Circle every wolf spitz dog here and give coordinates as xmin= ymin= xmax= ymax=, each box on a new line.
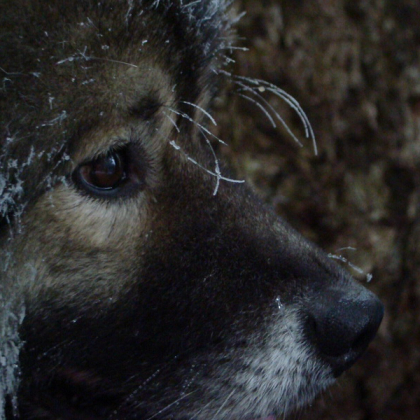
xmin=0 ymin=0 xmax=383 ymax=419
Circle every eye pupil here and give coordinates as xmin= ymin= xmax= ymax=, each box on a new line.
xmin=80 ymin=152 xmax=125 ymax=190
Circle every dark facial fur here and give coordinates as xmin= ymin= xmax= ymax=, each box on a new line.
xmin=0 ymin=1 xmax=383 ymax=419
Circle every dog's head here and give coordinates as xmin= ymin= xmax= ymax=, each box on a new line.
xmin=0 ymin=1 xmax=383 ymax=419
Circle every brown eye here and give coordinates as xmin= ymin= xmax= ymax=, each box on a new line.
xmin=72 ymin=146 xmax=148 ymax=199
xmin=79 ymin=151 xmax=126 ymax=190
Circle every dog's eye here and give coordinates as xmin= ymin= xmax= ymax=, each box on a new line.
xmin=79 ymin=152 xmax=126 ymax=190
xmin=73 ymin=147 xmax=147 ymax=198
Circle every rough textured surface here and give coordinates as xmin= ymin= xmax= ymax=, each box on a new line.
xmin=215 ymin=0 xmax=420 ymax=419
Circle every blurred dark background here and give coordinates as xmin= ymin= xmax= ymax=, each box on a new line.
xmin=215 ymin=1 xmax=420 ymax=418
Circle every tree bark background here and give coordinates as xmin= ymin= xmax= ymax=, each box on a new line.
xmin=216 ymin=1 xmax=420 ymax=419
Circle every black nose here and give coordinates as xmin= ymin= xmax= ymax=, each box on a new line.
xmin=304 ymin=286 xmax=384 ymax=377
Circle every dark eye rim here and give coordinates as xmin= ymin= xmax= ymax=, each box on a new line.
xmin=72 ymin=145 xmax=148 ymax=200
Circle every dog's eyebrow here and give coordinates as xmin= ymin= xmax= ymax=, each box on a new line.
xmin=128 ymin=95 xmax=162 ymax=121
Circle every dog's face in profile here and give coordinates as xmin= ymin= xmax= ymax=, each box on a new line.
xmin=0 ymin=1 xmax=383 ymax=419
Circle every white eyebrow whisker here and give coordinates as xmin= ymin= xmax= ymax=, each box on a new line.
xmin=181 ymin=101 xmax=218 ymax=126
xmin=235 ymin=75 xmax=317 ymax=155
xmin=199 ymin=128 xmax=222 ymax=195
xmin=169 ymin=139 xmax=244 ymax=195
xmin=163 ymin=112 xmax=181 ymax=133
xmin=165 ymin=105 xmax=245 ymax=194
xmin=235 ymin=81 xmax=303 ymax=147
xmin=166 ymin=107 xmax=227 ymax=146
xmin=217 ymin=69 xmax=317 ymax=155
xmin=237 ymin=93 xmax=277 ymax=129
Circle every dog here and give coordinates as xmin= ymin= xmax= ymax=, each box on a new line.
xmin=0 ymin=1 xmax=383 ymax=419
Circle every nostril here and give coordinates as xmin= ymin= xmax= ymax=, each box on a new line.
xmin=305 ymin=310 xmax=362 ymax=358
xmin=304 ymin=290 xmax=384 ymax=374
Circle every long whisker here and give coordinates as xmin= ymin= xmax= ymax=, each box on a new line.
xmin=164 ymin=105 xmax=244 ymax=194
xmin=181 ymin=101 xmax=218 ymax=126
xmin=235 ymin=82 xmax=304 ymax=147
xmin=199 ymin=129 xmax=222 ymax=195
xmin=169 ymin=140 xmax=244 ymax=189
xmin=163 ymin=112 xmax=181 ymax=133
xmin=166 ymin=106 xmax=227 ymax=146
xmin=218 ymin=69 xmax=317 ymax=155
xmin=237 ymin=93 xmax=277 ymax=128
xmin=235 ymin=75 xmax=317 ymax=155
